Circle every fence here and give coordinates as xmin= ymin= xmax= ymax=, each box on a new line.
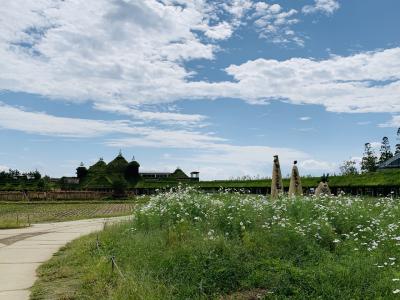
xmin=0 ymin=191 xmax=113 ymax=201
xmin=95 ymin=229 xmax=126 ymax=280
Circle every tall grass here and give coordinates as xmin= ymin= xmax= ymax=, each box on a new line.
xmin=33 ymin=187 xmax=400 ymax=299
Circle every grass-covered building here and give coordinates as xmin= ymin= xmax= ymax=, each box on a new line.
xmin=73 ymin=153 xmax=199 ymax=192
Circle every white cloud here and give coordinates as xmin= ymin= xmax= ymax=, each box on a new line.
xmin=299 ymin=159 xmax=337 ymax=172
xmin=0 ymin=102 xmax=137 ymax=137
xmin=1 ymin=0 xmax=397 ymax=121
xmin=93 ymin=102 xmax=207 ymax=126
xmin=222 ymin=0 xmax=253 ymax=19
xmin=0 ymin=102 xmax=222 ymax=150
xmin=379 ymin=116 xmax=400 ymax=128
xmin=251 ymin=3 xmax=301 ymax=45
xmin=299 ymin=116 xmax=311 ymax=121
xmin=1 ymin=1 xmax=398 ymax=115
xmin=223 ymin=48 xmax=400 ymax=113
xmin=0 ymin=165 xmax=9 ymax=172
xmin=0 ymin=0 xmax=215 ymax=107
xmin=302 ymin=0 xmax=340 ymax=15
xmin=369 ymin=142 xmax=382 ymax=150
xmin=202 ymin=22 xmax=234 ymax=40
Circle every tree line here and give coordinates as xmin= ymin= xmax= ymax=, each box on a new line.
xmin=340 ymin=127 xmax=400 ymax=175
xmin=0 ymin=169 xmax=42 ymax=181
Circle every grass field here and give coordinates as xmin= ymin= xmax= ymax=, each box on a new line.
xmin=0 ymin=202 xmax=136 ymax=229
xmin=31 ymin=189 xmax=400 ymax=299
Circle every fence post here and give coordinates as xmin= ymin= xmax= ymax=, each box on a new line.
xmin=96 ymin=234 xmax=100 ymax=251
xmin=111 ymin=255 xmax=115 ymax=273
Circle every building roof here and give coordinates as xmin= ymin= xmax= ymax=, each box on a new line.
xmin=140 ymin=172 xmax=172 ymax=175
xmin=379 ymin=152 xmax=400 ymax=169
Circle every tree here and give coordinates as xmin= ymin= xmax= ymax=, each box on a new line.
xmin=9 ymin=169 xmax=20 ymax=179
xmin=395 ymin=128 xmax=400 ymax=155
xmin=320 ymin=173 xmax=329 ymax=183
xmin=76 ymin=163 xmax=88 ymax=180
xmin=339 ymin=159 xmax=359 ymax=176
xmin=28 ymin=170 xmax=41 ymax=180
xmin=361 ymin=143 xmax=378 ymax=173
xmin=37 ymin=178 xmax=48 ymax=191
xmin=379 ymin=136 xmax=393 ymax=163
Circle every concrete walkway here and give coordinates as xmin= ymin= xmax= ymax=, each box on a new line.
xmin=0 ymin=217 xmax=130 ymax=300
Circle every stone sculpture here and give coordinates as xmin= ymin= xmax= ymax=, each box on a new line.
xmin=289 ymin=161 xmax=303 ymax=196
xmin=271 ymin=155 xmax=283 ymax=199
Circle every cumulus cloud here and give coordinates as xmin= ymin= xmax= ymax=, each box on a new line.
xmin=302 ymin=0 xmax=340 ymax=15
xmin=0 ymin=0 xmax=216 ymax=107
xmin=202 ymin=22 xmax=234 ymax=40
xmin=223 ymin=48 xmax=400 ymax=113
xmin=0 ymin=1 xmax=398 ymax=117
xmin=252 ymin=3 xmax=301 ymax=45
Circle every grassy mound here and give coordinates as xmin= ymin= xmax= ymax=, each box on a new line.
xmin=32 ymin=189 xmax=400 ymax=299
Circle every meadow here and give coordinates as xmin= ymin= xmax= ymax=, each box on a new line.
xmin=0 ymin=202 xmax=135 ymax=229
xmin=31 ymin=188 xmax=400 ymax=299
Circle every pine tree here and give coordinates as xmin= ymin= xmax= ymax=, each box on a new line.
xmin=379 ymin=137 xmax=393 ymax=163
xmin=361 ymin=143 xmax=378 ymax=173
xmin=76 ymin=162 xmax=88 ymax=180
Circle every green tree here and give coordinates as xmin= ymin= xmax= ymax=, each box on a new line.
xmin=339 ymin=159 xmax=359 ymax=176
xmin=361 ymin=143 xmax=378 ymax=173
xmin=28 ymin=170 xmax=42 ymax=180
xmin=76 ymin=163 xmax=88 ymax=180
xmin=37 ymin=179 xmax=48 ymax=191
xmin=379 ymin=136 xmax=393 ymax=163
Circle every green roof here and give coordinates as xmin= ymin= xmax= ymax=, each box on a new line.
xmin=84 ymin=175 xmax=113 ymax=189
xmin=128 ymin=160 xmax=140 ymax=167
xmin=107 ymin=154 xmax=128 ymax=174
xmin=88 ymin=159 xmax=107 ymax=173
xmin=170 ymin=168 xmax=189 ymax=179
xmin=132 ymin=169 xmax=400 ymax=189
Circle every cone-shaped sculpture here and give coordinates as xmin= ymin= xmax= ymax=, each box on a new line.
xmin=315 ymin=174 xmax=331 ymax=196
xmin=271 ymin=155 xmax=283 ymax=199
xmin=289 ymin=161 xmax=303 ymax=196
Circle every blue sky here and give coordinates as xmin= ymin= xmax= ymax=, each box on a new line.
xmin=0 ymin=0 xmax=399 ymax=180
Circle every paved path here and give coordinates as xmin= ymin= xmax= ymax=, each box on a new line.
xmin=0 ymin=217 xmax=130 ymax=300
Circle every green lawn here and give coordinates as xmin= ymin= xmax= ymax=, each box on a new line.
xmin=0 ymin=202 xmax=136 ymax=229
xmin=31 ymin=189 xmax=400 ymax=299
xmin=134 ymin=169 xmax=400 ymax=190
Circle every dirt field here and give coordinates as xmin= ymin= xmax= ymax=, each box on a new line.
xmin=0 ymin=202 xmax=135 ymax=228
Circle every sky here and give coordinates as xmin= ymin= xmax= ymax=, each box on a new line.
xmin=0 ymin=0 xmax=400 ymax=180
